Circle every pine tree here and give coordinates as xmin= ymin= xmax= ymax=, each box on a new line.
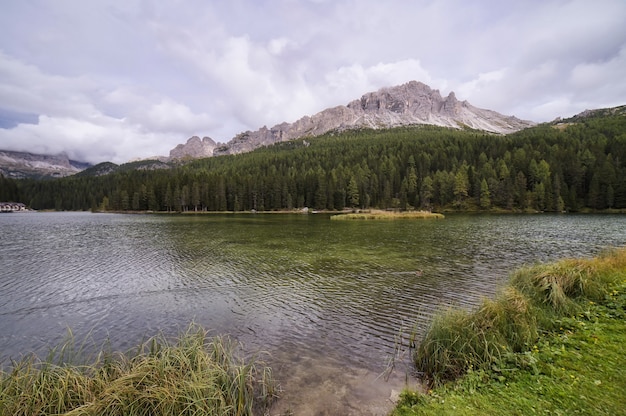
xmin=480 ymin=179 xmax=491 ymax=209
xmin=347 ymin=176 xmax=360 ymax=208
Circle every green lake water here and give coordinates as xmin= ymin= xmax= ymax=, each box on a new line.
xmin=1 ymin=212 xmax=624 ymax=414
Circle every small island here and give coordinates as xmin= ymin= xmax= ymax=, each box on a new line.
xmin=330 ymin=210 xmax=444 ymax=220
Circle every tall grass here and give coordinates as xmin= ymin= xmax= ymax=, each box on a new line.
xmin=416 ymin=287 xmax=537 ymax=383
xmin=0 ymin=325 xmax=276 ymax=416
xmin=415 ymin=247 xmax=626 ymax=385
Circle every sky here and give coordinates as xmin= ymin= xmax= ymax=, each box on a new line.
xmin=0 ymin=0 xmax=625 ymax=164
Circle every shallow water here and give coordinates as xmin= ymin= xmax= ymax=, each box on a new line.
xmin=1 ymin=212 xmax=624 ymax=414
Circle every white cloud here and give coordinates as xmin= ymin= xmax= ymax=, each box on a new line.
xmin=454 ymin=70 xmax=506 ymax=101
xmin=1 ymin=0 xmax=625 ymax=163
xmin=0 ymin=114 xmax=174 ymax=164
xmin=0 ymin=51 xmax=95 ymax=117
xmin=570 ymin=45 xmax=626 ymax=90
xmin=0 ymin=51 xmax=215 ymax=164
xmin=137 ymin=99 xmax=216 ymax=133
xmin=322 ymin=59 xmax=443 ymax=105
xmin=267 ymin=37 xmax=295 ymax=56
xmin=527 ymin=98 xmax=574 ymax=122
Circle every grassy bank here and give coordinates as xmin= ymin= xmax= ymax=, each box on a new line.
xmin=331 ymin=210 xmax=444 ymax=220
xmin=0 ymin=325 xmax=276 ymax=416
xmin=394 ymin=247 xmax=626 ymax=415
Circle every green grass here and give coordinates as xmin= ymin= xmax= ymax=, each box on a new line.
xmin=0 ymin=325 xmax=276 ymax=416
xmin=394 ymin=248 xmax=626 ymax=415
xmin=330 ymin=210 xmax=444 ymax=220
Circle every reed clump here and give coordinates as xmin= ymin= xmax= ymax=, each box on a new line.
xmin=416 ymin=287 xmax=536 ymax=383
xmin=331 ymin=210 xmax=444 ymax=220
xmin=415 ymin=247 xmax=626 ymax=385
xmin=0 ymin=325 xmax=276 ymax=416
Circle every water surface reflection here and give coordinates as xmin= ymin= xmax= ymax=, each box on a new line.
xmin=1 ymin=212 xmax=624 ymax=414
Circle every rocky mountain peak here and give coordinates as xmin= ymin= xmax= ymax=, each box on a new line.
xmin=348 ymin=81 xmax=445 ymax=115
xmin=169 ymin=136 xmax=217 ymax=159
xmin=172 ymin=80 xmax=536 ymax=158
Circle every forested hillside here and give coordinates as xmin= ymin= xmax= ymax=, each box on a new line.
xmin=2 ymin=111 xmax=625 ymax=213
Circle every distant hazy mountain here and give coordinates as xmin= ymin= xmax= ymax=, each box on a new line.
xmin=170 ymin=80 xmax=536 ymax=159
xmin=74 ymin=159 xmax=173 ymax=178
xmin=558 ymin=104 xmax=626 ymax=122
xmin=0 ymin=150 xmax=91 ymax=179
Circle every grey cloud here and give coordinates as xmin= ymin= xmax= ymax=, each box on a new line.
xmin=0 ymin=0 xmax=625 ymax=163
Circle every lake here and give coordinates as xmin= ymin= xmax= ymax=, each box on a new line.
xmin=1 ymin=212 xmax=625 ymax=415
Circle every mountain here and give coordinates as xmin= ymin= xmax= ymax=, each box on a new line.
xmin=75 ymin=159 xmax=172 ymax=178
xmin=172 ymin=81 xmax=535 ymax=158
xmin=0 ymin=149 xmax=91 ymax=179
xmin=1 ymin=81 xmax=538 ymax=176
xmin=559 ymin=104 xmax=626 ymax=122
xmin=169 ymin=136 xmax=217 ymax=160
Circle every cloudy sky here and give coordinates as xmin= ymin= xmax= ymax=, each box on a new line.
xmin=1 ymin=0 xmax=625 ymax=164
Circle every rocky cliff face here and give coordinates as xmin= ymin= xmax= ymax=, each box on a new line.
xmin=169 ymin=136 xmax=217 ymax=159
xmin=208 ymin=81 xmax=535 ymax=156
xmin=0 ymin=150 xmax=90 ymax=178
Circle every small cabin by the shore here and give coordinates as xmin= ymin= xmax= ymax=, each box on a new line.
xmin=0 ymin=202 xmax=26 ymax=212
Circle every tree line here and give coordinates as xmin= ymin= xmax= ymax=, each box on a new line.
xmin=2 ymin=114 xmax=626 ymax=213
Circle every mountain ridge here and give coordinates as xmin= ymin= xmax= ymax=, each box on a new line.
xmin=173 ymin=81 xmax=536 ymax=159
xmin=0 ymin=149 xmax=91 ymax=179
xmin=4 ymin=82 xmax=623 ymax=179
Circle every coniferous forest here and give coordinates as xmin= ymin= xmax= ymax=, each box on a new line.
xmin=2 ymin=111 xmax=626 ymax=213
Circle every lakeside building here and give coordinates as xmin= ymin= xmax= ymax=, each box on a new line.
xmin=0 ymin=202 xmax=27 ymax=212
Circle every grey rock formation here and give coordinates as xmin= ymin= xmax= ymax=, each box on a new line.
xmin=210 ymin=81 xmax=535 ymax=156
xmin=0 ymin=150 xmax=89 ymax=178
xmin=169 ymin=136 xmax=217 ymax=160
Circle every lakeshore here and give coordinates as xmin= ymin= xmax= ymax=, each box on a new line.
xmin=393 ymin=247 xmax=626 ymax=415
xmin=1 ymin=212 xmax=624 ymax=415
xmin=2 ymin=247 xmax=624 ymax=415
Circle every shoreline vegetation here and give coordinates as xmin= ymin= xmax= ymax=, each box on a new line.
xmin=330 ymin=209 xmax=445 ymax=220
xmin=2 ymin=249 xmax=625 ymax=415
xmin=87 ymin=207 xmax=450 ymax=218
xmin=0 ymin=326 xmax=276 ymax=416
xmin=394 ymin=247 xmax=626 ymax=415
xmin=24 ymin=206 xmax=626 ymax=216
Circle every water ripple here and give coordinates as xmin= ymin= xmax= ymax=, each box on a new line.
xmin=1 ymin=212 xmax=625 ymax=371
